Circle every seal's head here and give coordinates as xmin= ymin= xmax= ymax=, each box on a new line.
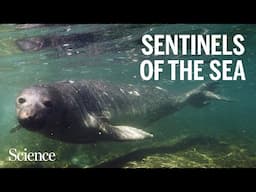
xmin=16 ymin=85 xmax=63 ymax=132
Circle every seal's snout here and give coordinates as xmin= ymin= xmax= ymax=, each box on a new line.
xmin=18 ymin=109 xmax=35 ymax=121
xmin=17 ymin=104 xmax=46 ymax=131
xmin=16 ymin=96 xmax=36 ymax=121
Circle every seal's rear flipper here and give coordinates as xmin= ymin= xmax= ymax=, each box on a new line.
xmin=106 ymin=125 xmax=153 ymax=141
xmin=178 ymin=82 xmax=232 ymax=108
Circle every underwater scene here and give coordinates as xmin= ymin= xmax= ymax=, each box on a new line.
xmin=0 ymin=24 xmax=255 ymax=168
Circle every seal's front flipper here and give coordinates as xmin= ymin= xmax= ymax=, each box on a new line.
xmin=105 ymin=125 xmax=153 ymax=141
xmin=10 ymin=125 xmax=22 ymax=133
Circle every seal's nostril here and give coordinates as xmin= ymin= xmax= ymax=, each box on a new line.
xmin=18 ymin=97 xmax=26 ymax=104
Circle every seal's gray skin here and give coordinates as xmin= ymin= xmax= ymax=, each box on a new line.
xmin=15 ymin=80 xmax=230 ymax=143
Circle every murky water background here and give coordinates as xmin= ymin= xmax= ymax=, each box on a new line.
xmin=0 ymin=24 xmax=255 ymax=168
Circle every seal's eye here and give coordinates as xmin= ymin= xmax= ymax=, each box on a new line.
xmin=43 ymin=100 xmax=53 ymax=108
xmin=18 ymin=97 xmax=26 ymax=104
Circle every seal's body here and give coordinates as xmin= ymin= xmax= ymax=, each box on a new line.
xmin=15 ymin=80 xmax=229 ymax=143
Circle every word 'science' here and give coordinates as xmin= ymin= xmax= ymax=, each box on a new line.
xmin=8 ymin=148 xmax=56 ymax=162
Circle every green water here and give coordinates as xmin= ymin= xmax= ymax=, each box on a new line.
xmin=0 ymin=24 xmax=255 ymax=168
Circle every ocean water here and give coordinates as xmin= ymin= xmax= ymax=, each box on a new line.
xmin=0 ymin=24 xmax=255 ymax=168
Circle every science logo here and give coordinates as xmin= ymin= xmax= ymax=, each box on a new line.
xmin=8 ymin=148 xmax=56 ymax=162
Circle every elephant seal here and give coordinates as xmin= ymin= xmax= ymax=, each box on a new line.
xmin=14 ymin=80 xmax=230 ymax=143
